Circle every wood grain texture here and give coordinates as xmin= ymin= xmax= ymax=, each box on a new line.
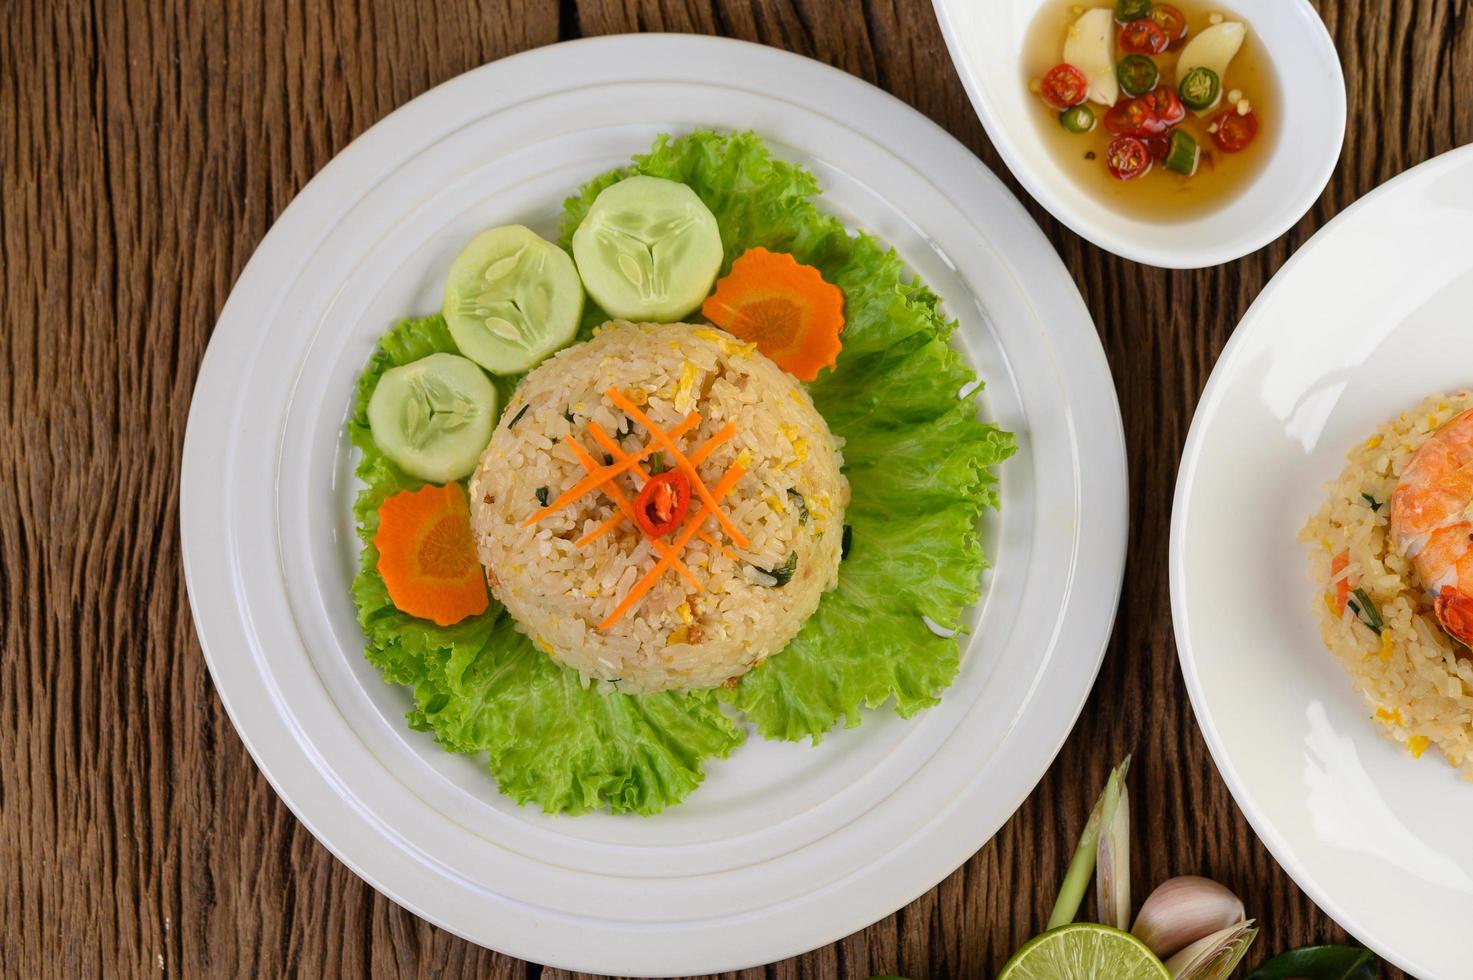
xmin=3 ymin=0 xmax=1469 ymax=977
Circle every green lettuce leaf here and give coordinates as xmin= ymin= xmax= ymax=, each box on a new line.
xmin=561 ymin=132 xmax=1014 ymax=740
xmin=349 ymin=131 xmax=1013 ymax=814
xmin=348 ymin=316 xmax=744 ymax=815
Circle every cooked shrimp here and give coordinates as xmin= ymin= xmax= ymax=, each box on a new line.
xmin=1389 ymin=405 xmax=1473 ymax=647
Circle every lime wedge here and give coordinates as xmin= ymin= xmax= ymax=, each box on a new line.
xmin=998 ymin=924 xmax=1171 ymax=980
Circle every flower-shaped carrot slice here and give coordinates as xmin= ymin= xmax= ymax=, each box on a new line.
xmin=375 ymin=482 xmax=489 ymax=626
xmin=701 ymin=247 xmax=844 ymax=382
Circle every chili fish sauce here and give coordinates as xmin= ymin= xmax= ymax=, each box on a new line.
xmin=1024 ymin=1 xmax=1278 ymax=222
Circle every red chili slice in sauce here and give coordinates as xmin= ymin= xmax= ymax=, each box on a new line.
xmin=1103 ymin=97 xmax=1167 ymax=138
xmin=1106 ymin=137 xmax=1153 ymax=180
xmin=1145 ymin=86 xmax=1186 ymax=127
xmin=1210 ymin=109 xmax=1260 ymax=152
xmin=1040 ymin=63 xmax=1090 ymax=109
xmin=633 ymin=471 xmax=692 ymax=538
xmin=1149 ymin=4 xmax=1189 ymax=47
xmin=1119 ymin=18 xmax=1168 ymax=54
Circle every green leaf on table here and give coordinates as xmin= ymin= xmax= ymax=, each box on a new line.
xmin=1244 ymin=945 xmax=1377 ymax=980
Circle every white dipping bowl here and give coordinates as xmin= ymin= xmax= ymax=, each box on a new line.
xmin=933 ymin=0 xmax=1346 ymax=269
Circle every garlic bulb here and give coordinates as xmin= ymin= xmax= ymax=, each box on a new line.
xmin=1132 ymin=876 xmax=1246 ymax=959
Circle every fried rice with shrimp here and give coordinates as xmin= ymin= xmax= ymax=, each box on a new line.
xmin=1300 ymin=390 xmax=1473 ymax=774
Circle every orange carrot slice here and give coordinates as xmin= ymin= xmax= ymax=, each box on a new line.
xmin=375 ymin=483 xmax=489 ymax=627
xmin=701 ymin=247 xmax=844 ymax=382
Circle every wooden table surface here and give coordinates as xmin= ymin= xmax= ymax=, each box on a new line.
xmin=5 ymin=1 xmax=1471 ymax=977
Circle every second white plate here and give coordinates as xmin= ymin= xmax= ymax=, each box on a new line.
xmin=1173 ymin=145 xmax=1473 ymax=980
xmin=181 ymin=35 xmax=1128 ymax=975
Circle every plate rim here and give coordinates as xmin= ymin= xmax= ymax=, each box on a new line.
xmin=181 ymin=32 xmax=1129 ymax=973
xmin=1170 ymin=143 xmax=1473 ymax=980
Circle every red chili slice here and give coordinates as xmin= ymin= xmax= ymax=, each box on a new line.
xmin=1146 ymin=86 xmax=1186 ymax=127
xmin=1210 ymin=109 xmax=1260 ymax=152
xmin=1106 ymin=137 xmax=1153 ymax=180
xmin=1040 ymin=63 xmax=1090 ymax=109
xmin=1103 ymin=97 xmax=1167 ymax=138
xmin=633 ymin=470 xmax=692 ymax=538
xmin=1119 ymin=18 xmax=1168 ymax=54
xmin=1149 ymin=4 xmax=1189 ymax=47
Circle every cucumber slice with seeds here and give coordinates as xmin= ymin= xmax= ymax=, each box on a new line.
xmin=442 ymin=224 xmax=583 ymax=375
xmin=367 ymin=353 xmax=498 ymax=483
xmin=571 ymin=176 xmax=723 ymax=322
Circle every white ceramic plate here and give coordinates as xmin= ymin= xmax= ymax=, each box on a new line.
xmin=181 ymin=35 xmax=1128 ymax=976
xmin=1172 ymin=145 xmax=1473 ymax=980
xmin=931 ymin=0 xmax=1345 ymax=268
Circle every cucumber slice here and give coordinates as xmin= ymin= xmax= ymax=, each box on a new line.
xmin=367 ymin=353 xmax=498 ymax=483
xmin=441 ymin=224 xmax=583 ymax=375
xmin=571 ymin=176 xmax=723 ymax=322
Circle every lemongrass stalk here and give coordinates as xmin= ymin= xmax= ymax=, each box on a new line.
xmin=1095 ymin=771 xmax=1131 ymax=930
xmin=1047 ymin=755 xmax=1131 ymax=929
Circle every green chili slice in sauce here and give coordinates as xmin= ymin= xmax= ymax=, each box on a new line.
xmin=1117 ymin=55 xmax=1159 ymax=97
xmin=1059 ymin=105 xmax=1097 ymax=134
xmin=1163 ymin=130 xmax=1200 ymax=176
xmin=1178 ymin=66 xmax=1221 ymax=111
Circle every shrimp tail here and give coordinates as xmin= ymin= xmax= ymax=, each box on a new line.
xmin=1435 ymin=586 xmax=1473 ymax=648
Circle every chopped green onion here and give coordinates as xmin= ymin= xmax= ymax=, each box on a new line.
xmin=1115 ymin=0 xmax=1150 ymax=21
xmin=1059 ymin=105 xmax=1098 ymax=134
xmin=1179 ymin=66 xmax=1221 ymax=111
xmin=506 ymin=403 xmax=530 ymax=428
xmin=1164 ymin=129 xmax=1200 ymax=176
xmin=764 ymin=552 xmax=799 ymax=588
xmin=649 ymin=451 xmax=667 ymax=474
xmin=1361 ymin=492 xmax=1383 ymax=512
xmin=534 ymin=486 xmax=550 ymax=507
xmin=1347 ymin=588 xmax=1384 ymax=635
xmin=788 ymin=489 xmax=810 ymax=524
xmin=1117 ymin=54 xmax=1159 ymax=97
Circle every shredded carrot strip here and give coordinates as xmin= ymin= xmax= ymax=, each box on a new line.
xmin=576 ymin=512 xmax=626 ymax=548
xmin=522 ymin=413 xmax=700 ymax=526
xmin=600 ymin=465 xmax=747 ymax=629
xmin=605 ymin=388 xmax=749 ymax=548
xmin=586 ymin=421 xmax=741 ymax=561
xmin=562 ymin=434 xmax=702 ymax=592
